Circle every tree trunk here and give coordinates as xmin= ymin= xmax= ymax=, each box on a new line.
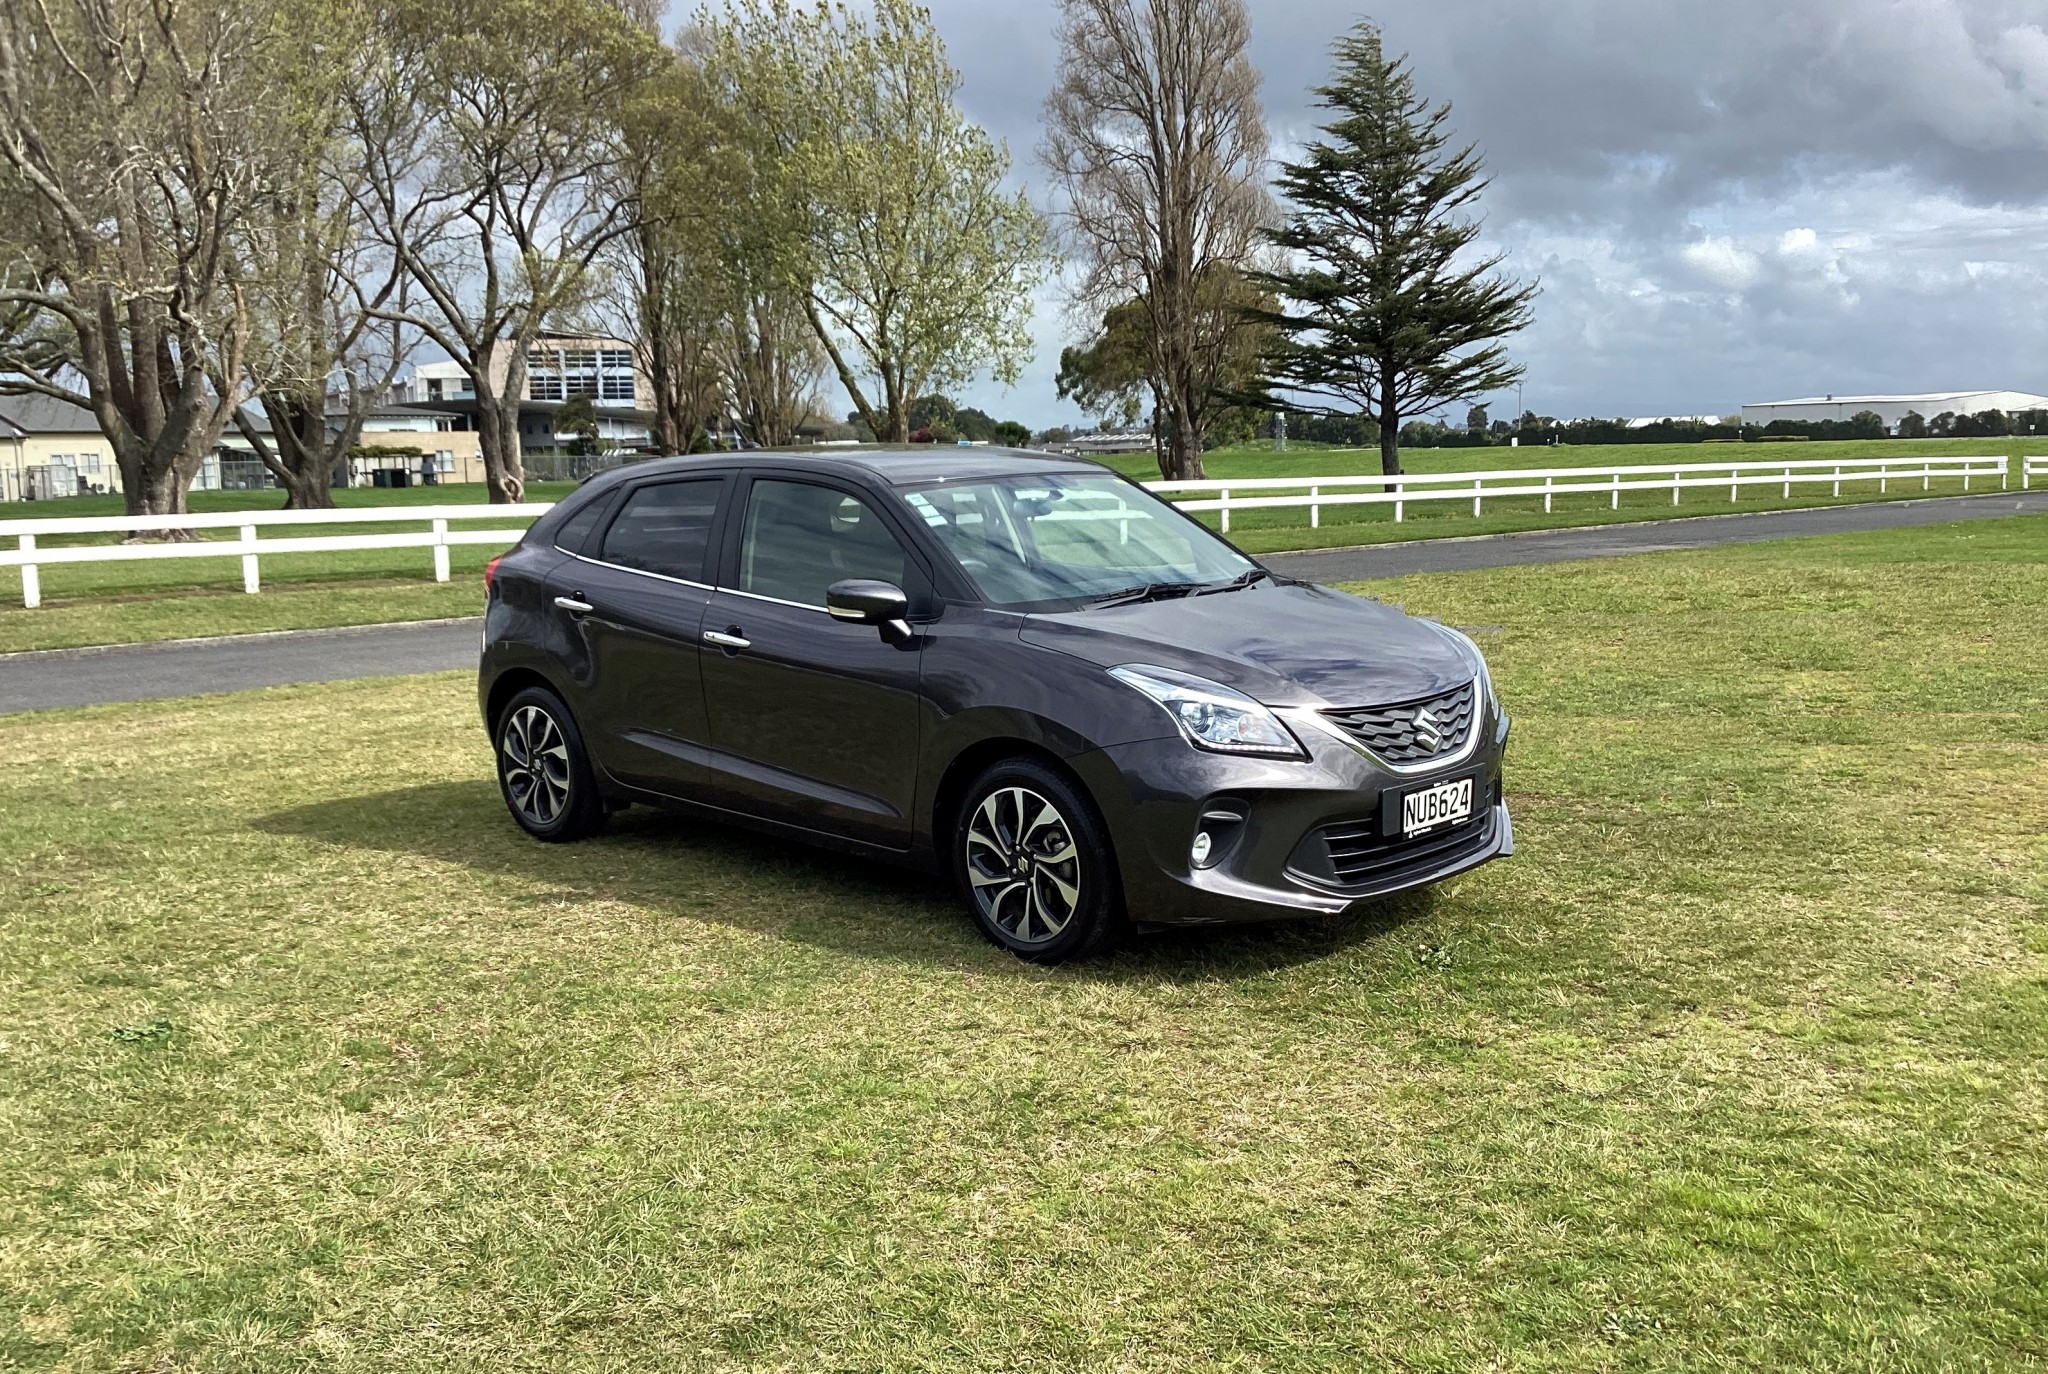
xmin=476 ymin=395 xmax=526 ymax=503
xmin=1377 ymin=370 xmax=1402 ymax=479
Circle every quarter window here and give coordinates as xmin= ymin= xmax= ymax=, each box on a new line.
xmin=739 ymin=480 xmax=908 ymax=607
xmin=599 ymin=480 xmax=722 ymax=581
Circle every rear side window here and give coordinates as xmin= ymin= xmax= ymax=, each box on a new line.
xmin=551 ymin=492 xmax=616 ymax=555
xmin=599 ymin=479 xmax=723 ymax=581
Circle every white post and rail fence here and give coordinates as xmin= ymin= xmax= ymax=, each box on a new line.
xmin=0 ymin=457 xmax=2034 ymax=610
xmin=1152 ymin=455 xmax=2014 ymax=533
xmin=0 ymin=505 xmax=550 ymax=610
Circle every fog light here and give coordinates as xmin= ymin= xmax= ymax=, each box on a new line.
xmin=1190 ymin=831 xmax=1214 ymax=866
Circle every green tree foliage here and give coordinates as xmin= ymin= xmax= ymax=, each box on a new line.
xmin=1252 ymin=23 xmax=1535 ymax=477
xmin=697 ymin=0 xmax=1050 ymax=444
xmin=1055 ymin=299 xmax=1154 ymax=429
xmin=1896 ymin=411 xmax=1928 ymax=438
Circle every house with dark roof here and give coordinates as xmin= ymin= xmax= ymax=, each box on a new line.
xmin=0 ymin=393 xmax=120 ymax=501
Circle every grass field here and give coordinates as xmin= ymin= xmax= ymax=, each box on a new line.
xmin=3 ymin=518 xmax=2043 ymax=1370
xmin=0 ymin=440 xmax=2036 ymax=650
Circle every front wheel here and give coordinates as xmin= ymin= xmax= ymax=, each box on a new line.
xmin=955 ymin=758 xmax=1122 ymax=963
xmin=495 ymin=685 xmax=606 ymax=842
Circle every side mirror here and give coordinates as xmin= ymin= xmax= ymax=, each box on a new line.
xmin=826 ymin=579 xmax=913 ymax=644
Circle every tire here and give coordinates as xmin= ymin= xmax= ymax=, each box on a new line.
xmin=954 ymin=757 xmax=1123 ymax=963
xmin=494 ymin=685 xmax=607 ymax=843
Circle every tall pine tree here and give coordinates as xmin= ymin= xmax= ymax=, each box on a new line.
xmin=1254 ymin=23 xmax=1535 ymax=477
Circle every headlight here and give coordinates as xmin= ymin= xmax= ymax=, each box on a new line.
xmin=1109 ymin=664 xmax=1306 ymax=758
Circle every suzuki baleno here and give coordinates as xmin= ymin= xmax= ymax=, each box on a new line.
xmin=480 ymin=449 xmax=1511 ymax=961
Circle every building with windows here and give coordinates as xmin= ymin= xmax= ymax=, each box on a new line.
xmin=215 ymin=404 xmax=487 ymax=490
xmin=1741 ymin=390 xmax=2048 ymax=431
xmin=387 ymin=332 xmax=656 ymax=461
xmin=0 ymin=393 xmax=122 ymax=502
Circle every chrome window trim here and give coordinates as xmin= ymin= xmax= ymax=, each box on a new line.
xmin=563 ymin=550 xmax=713 ymax=592
xmin=715 ymin=585 xmax=831 ymax=616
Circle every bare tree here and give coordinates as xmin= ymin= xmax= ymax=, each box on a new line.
xmin=1041 ymin=0 xmax=1272 ymax=480
xmin=351 ymin=0 xmax=665 ymax=502
xmin=0 ymin=0 xmax=291 ymax=517
xmin=230 ymin=6 xmax=409 ymax=508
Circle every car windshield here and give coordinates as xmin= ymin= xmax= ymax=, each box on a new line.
xmin=898 ymin=471 xmax=1254 ymax=610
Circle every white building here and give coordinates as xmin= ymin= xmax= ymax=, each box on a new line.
xmin=1741 ymin=391 xmax=2048 ymax=430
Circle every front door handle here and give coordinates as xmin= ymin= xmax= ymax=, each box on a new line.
xmin=554 ymin=595 xmax=594 ymax=615
xmin=703 ymin=628 xmax=750 ymax=651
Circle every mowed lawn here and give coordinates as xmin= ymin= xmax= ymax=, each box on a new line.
xmin=2 ymin=521 xmax=2044 ymax=1371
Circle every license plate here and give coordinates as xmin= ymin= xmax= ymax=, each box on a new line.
xmin=1400 ymin=777 xmax=1474 ymax=838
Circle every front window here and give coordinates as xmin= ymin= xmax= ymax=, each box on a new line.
xmin=739 ymin=480 xmax=910 ymax=607
xmin=899 ymin=472 xmax=1251 ymax=610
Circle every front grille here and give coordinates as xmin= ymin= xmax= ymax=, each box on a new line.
xmin=1313 ymin=803 xmax=1497 ymax=888
xmin=1322 ymin=681 xmax=1477 ymax=764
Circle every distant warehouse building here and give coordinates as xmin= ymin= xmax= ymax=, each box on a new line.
xmin=1741 ymin=391 xmax=2048 ymax=432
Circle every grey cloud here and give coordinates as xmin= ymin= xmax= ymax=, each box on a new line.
xmin=918 ymin=0 xmax=2048 ymax=423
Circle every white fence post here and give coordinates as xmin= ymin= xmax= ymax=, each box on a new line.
xmin=1671 ymin=472 xmax=1680 ymax=506
xmin=1219 ymin=488 xmax=1230 ymax=533
xmin=1833 ymin=467 xmax=1841 ymax=497
xmin=1611 ymin=471 xmax=1620 ymax=510
xmin=1309 ymin=486 xmax=1319 ymax=529
xmin=433 ymin=518 xmax=450 ymax=581
xmin=1922 ymin=463 xmax=1930 ymax=492
xmin=1782 ymin=467 xmax=1791 ymax=499
xmin=240 ymin=524 xmax=260 ymax=594
xmin=18 ymin=533 xmax=37 ymax=609
xmin=1472 ymin=478 xmax=1482 ymax=517
xmin=1394 ymin=476 xmax=1404 ymax=523
xmin=1729 ymin=469 xmax=1738 ymax=502
xmin=1880 ymin=463 xmax=1888 ymax=493
xmin=1545 ymin=476 xmax=1554 ymax=513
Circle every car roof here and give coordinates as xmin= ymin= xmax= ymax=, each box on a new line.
xmin=587 ymin=446 xmax=1111 ymax=489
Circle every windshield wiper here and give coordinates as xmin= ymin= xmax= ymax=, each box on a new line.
xmin=1193 ymin=567 xmax=1272 ymax=596
xmin=1087 ymin=581 xmax=1201 ymax=608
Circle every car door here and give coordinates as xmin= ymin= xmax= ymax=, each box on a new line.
xmin=697 ymin=475 xmax=927 ymax=847
xmin=550 ymin=475 xmax=728 ymax=796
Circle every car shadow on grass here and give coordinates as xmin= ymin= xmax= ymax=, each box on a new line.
xmin=253 ymin=781 xmax=1437 ymax=980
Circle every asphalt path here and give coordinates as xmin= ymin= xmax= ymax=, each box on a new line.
xmin=0 ymin=618 xmax=483 ymax=714
xmin=3 ymin=490 xmax=2043 ymax=713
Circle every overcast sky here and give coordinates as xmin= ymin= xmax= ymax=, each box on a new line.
xmin=923 ymin=0 xmax=2048 ymax=429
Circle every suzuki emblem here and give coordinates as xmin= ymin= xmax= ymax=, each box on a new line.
xmin=1412 ymin=706 xmax=1444 ymax=753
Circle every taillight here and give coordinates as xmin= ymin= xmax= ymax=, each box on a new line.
xmin=484 ymin=554 xmax=504 ymax=592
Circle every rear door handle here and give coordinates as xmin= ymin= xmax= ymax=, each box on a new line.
xmin=554 ymin=595 xmax=593 ymax=614
xmin=703 ymin=629 xmax=750 ymax=650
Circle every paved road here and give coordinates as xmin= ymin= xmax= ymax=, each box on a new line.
xmin=0 ymin=618 xmax=482 ymax=714
xmin=1260 ymin=488 xmax=2048 ymax=583
xmin=3 ymin=490 xmax=2043 ymax=714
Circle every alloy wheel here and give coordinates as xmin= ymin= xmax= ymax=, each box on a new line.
xmin=501 ymin=703 xmax=573 ymax=826
xmin=964 ymin=786 xmax=1082 ymax=946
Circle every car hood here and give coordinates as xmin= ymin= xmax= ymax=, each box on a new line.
xmin=1020 ymin=579 xmax=1476 ymax=709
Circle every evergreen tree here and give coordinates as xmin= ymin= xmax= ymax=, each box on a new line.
xmin=1253 ymin=23 xmax=1534 ymax=477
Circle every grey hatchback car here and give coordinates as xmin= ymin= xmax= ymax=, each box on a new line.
xmin=480 ymin=448 xmax=1511 ymax=961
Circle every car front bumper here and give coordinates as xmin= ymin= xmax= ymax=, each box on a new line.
xmin=1066 ymin=706 xmax=1514 ymax=928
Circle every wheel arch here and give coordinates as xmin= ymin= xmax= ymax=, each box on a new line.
xmin=929 ymin=736 xmax=1088 ymax=854
xmin=484 ymin=665 xmax=569 ymax=736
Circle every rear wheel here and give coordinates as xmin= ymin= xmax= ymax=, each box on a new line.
xmin=955 ymin=758 xmax=1122 ymax=963
xmin=495 ymin=685 xmax=606 ymax=842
